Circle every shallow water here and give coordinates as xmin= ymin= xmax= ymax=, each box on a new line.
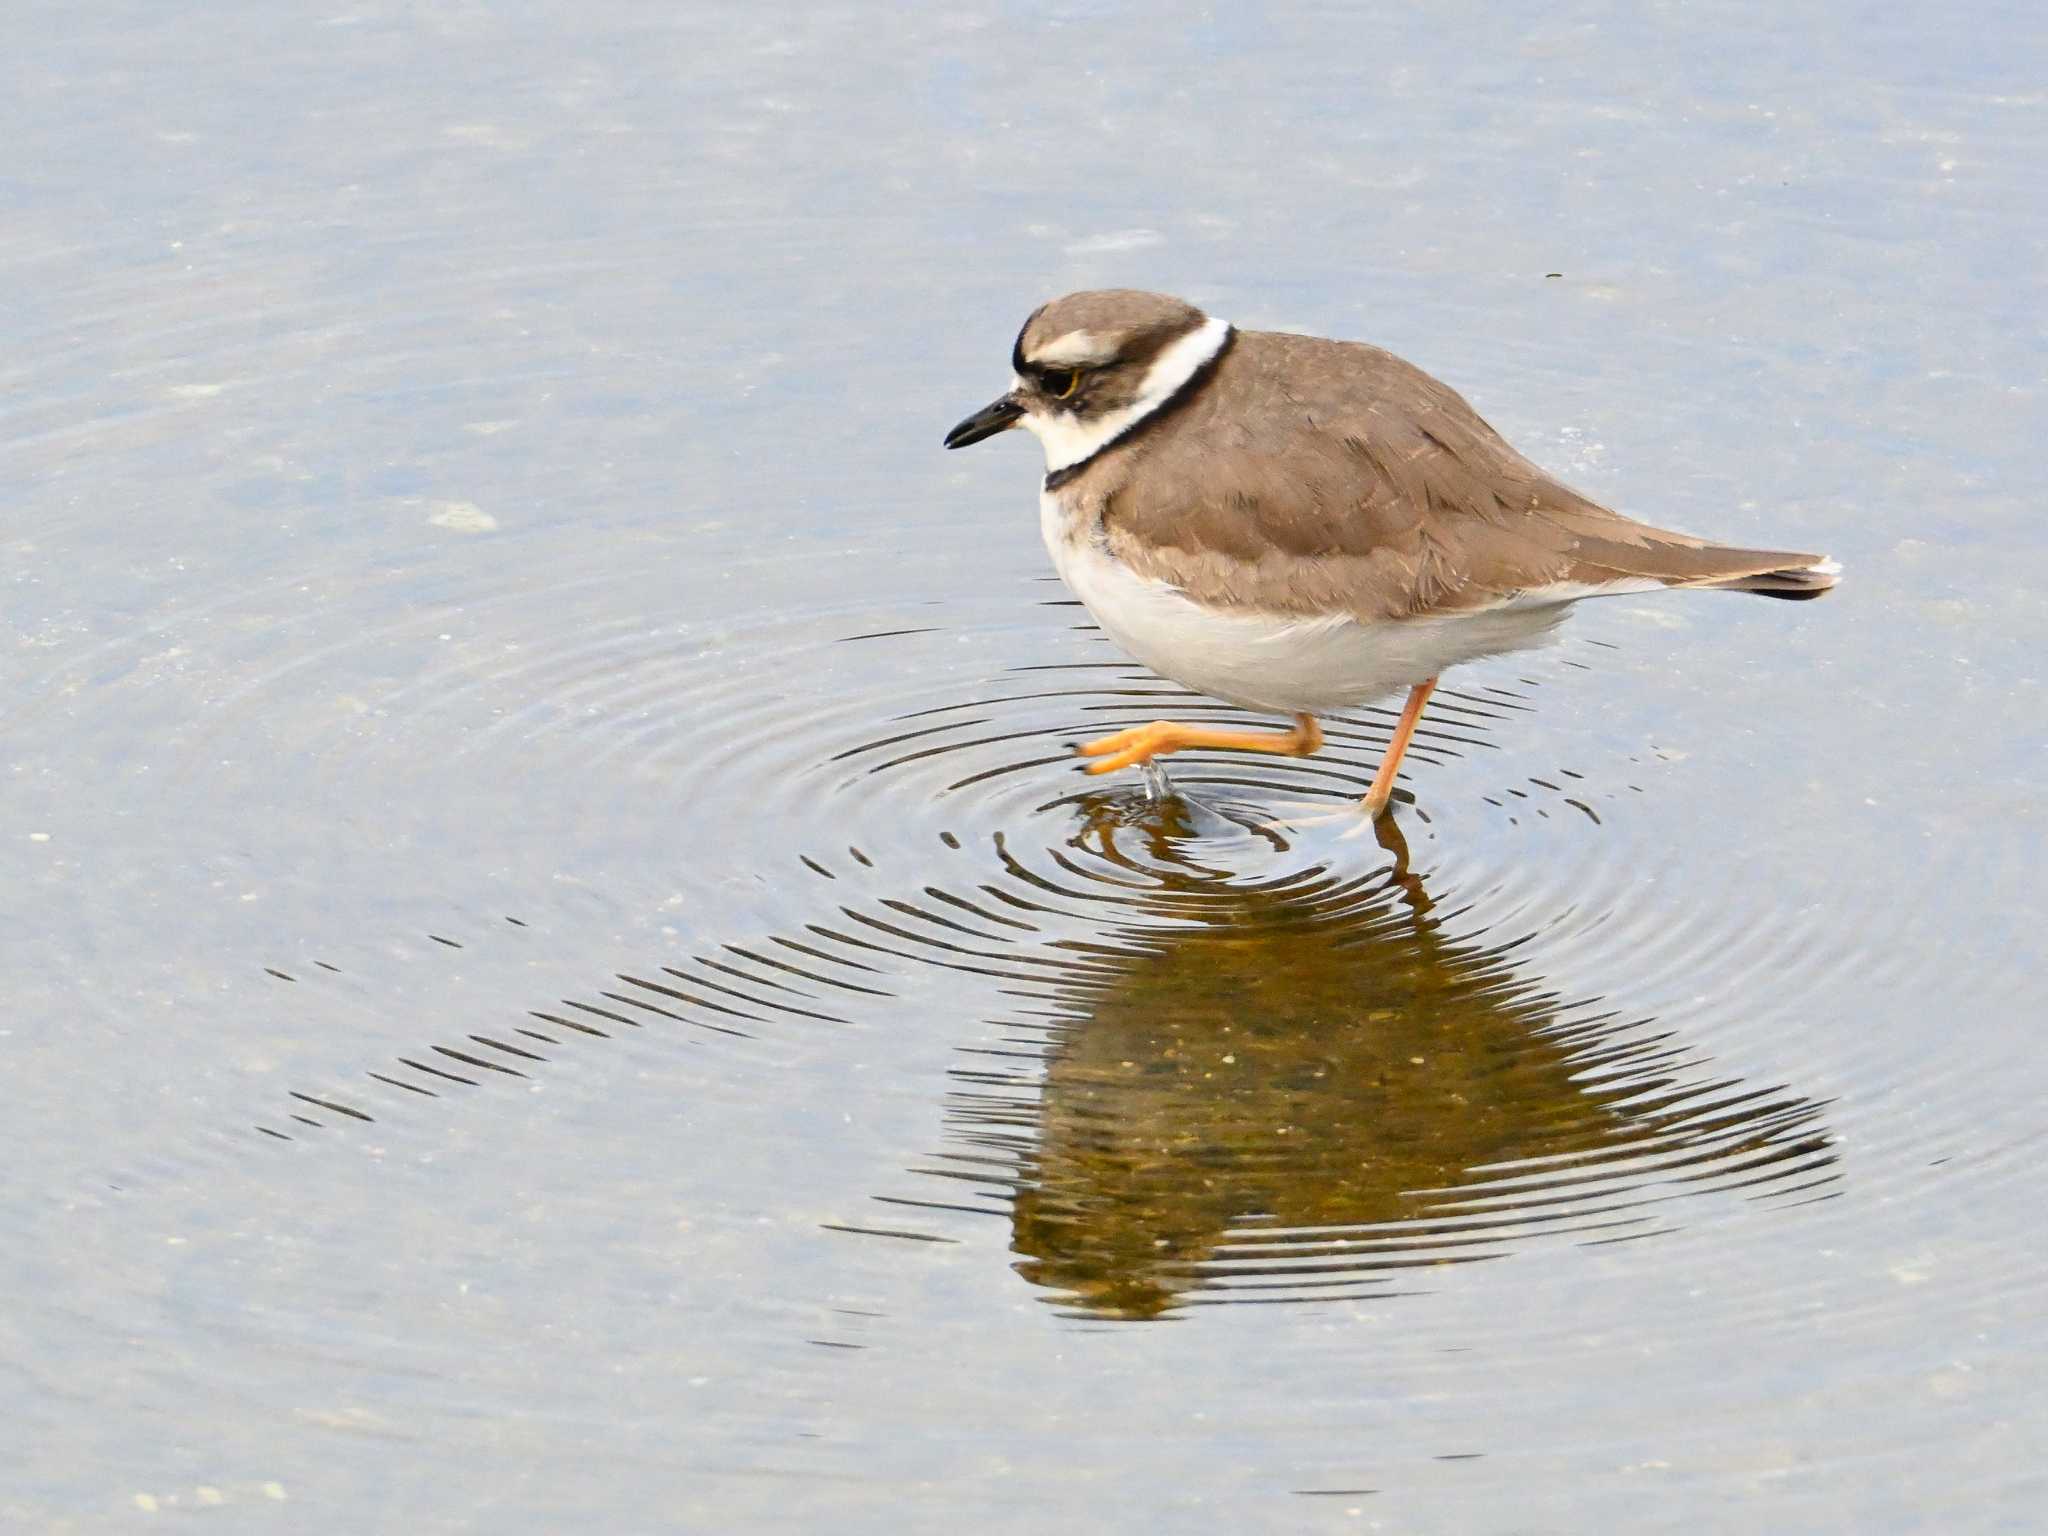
xmin=5 ymin=2 xmax=2045 ymax=1530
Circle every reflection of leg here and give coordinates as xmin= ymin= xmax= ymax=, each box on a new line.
xmin=1373 ymin=810 xmax=1411 ymax=876
xmin=1077 ymin=713 xmax=1324 ymax=776
xmin=1373 ymin=812 xmax=1436 ymax=919
xmin=1361 ymin=679 xmax=1437 ymax=818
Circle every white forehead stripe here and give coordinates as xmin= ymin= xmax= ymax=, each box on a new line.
xmin=1023 ymin=315 xmax=1231 ymax=475
xmin=1027 ymin=328 xmax=1118 ymax=368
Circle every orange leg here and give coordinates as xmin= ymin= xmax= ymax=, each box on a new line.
xmin=1362 ymin=678 xmax=1437 ymax=818
xmin=1076 ymin=712 xmax=1324 ymax=776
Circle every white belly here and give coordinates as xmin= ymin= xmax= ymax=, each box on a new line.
xmin=1040 ymin=491 xmax=1567 ymax=715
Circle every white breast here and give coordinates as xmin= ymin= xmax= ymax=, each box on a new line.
xmin=1038 ymin=489 xmax=1569 ymax=716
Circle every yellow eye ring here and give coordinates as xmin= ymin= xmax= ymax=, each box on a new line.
xmin=1047 ymin=368 xmax=1082 ymax=400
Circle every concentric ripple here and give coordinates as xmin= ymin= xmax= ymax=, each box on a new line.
xmin=239 ymin=599 xmax=1843 ymax=1322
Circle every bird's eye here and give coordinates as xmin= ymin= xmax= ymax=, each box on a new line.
xmin=1043 ymin=368 xmax=1082 ymax=400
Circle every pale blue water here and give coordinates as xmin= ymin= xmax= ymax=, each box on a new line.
xmin=4 ymin=2 xmax=2044 ymax=1530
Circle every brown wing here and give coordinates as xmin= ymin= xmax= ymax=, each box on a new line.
xmin=1091 ymin=329 xmax=1830 ymax=622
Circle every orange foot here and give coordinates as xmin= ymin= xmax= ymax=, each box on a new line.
xmin=1075 ymin=713 xmax=1324 ymax=775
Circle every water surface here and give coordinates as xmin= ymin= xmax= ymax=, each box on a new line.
xmin=4 ymin=2 xmax=2044 ymax=1530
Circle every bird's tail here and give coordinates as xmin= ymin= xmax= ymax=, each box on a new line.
xmin=1694 ymin=554 xmax=1842 ymax=602
xmin=1541 ymin=503 xmax=1843 ymax=604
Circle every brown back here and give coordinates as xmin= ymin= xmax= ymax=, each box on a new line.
xmin=1066 ymin=329 xmax=1826 ymax=621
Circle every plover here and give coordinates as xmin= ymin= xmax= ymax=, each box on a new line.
xmin=944 ymin=289 xmax=1838 ymax=819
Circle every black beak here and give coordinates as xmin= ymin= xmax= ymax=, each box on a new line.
xmin=943 ymin=392 xmax=1024 ymax=449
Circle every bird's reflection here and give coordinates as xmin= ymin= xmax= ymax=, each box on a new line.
xmin=963 ymin=795 xmax=1836 ymax=1319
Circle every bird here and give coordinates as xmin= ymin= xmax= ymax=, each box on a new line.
xmin=943 ymin=289 xmax=1839 ymax=820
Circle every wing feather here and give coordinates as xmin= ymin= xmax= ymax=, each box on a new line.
xmin=1088 ymin=330 xmax=1828 ymax=621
